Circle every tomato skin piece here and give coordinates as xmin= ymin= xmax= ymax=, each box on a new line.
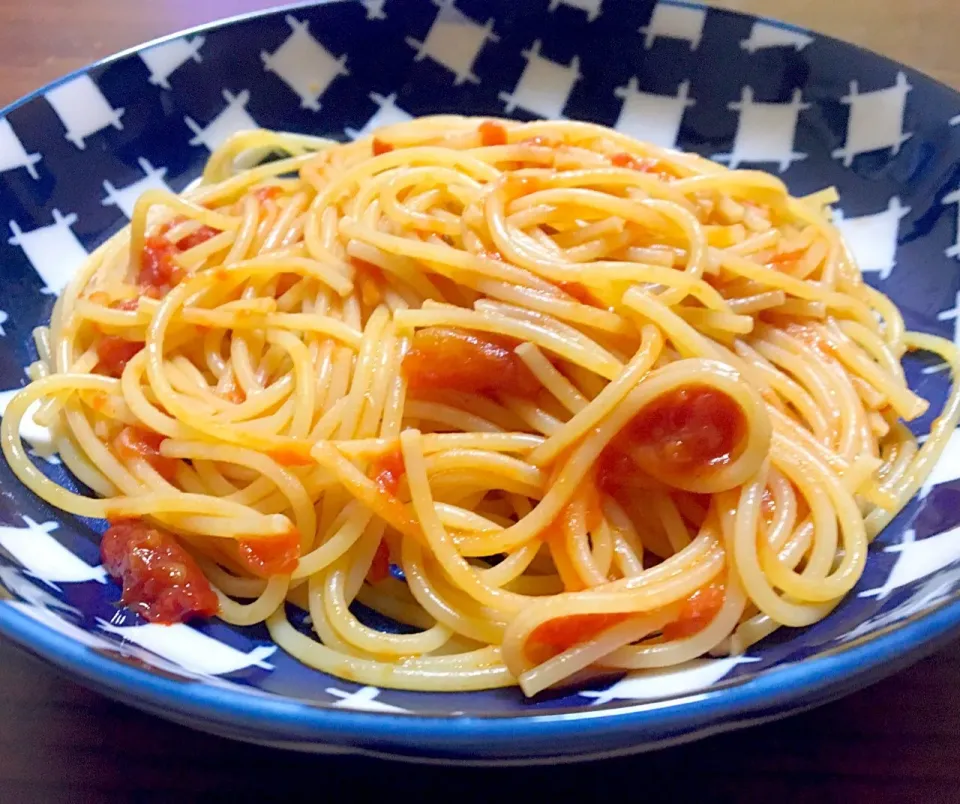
xmin=597 ymin=385 xmax=746 ymax=492
xmin=370 ymin=449 xmax=406 ymax=496
xmin=137 ymin=218 xmax=221 ymax=294
xmin=526 ymin=613 xmax=631 ymax=664
xmin=402 ymin=327 xmax=541 ymax=397
xmin=627 ymin=385 xmax=745 ymax=473
xmin=101 ymin=519 xmax=219 ymax=624
xmin=372 ymin=137 xmax=394 ymax=156
xmin=176 ymin=225 xmax=220 ymax=251
xmin=96 ymin=336 xmax=143 ymax=378
xmin=478 ymin=120 xmax=508 ymax=147
xmin=662 ymin=582 xmax=725 ymax=640
xmin=113 ymin=427 xmax=178 ymax=481
xmin=234 ymin=528 xmax=300 ymax=577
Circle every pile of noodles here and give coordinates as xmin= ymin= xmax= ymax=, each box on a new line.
xmin=3 ymin=116 xmax=958 ymax=696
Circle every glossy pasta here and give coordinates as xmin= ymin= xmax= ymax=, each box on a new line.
xmin=3 ymin=116 xmax=958 ymax=696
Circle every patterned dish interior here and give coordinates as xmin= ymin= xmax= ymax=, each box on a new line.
xmin=1 ymin=0 xmax=960 ymax=717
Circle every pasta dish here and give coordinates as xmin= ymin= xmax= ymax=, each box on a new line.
xmin=3 ymin=116 xmax=958 ymax=696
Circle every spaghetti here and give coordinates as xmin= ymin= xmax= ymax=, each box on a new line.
xmin=2 ymin=116 xmax=958 ymax=696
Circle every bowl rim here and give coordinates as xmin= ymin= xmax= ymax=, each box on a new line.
xmin=1 ymin=0 xmax=959 ymax=758
xmin=3 ymin=591 xmax=959 ymax=756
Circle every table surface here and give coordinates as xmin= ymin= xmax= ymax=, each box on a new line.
xmin=2 ymin=1 xmax=960 ymax=801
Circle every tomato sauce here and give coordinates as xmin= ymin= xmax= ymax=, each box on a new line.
xmin=526 ymin=612 xmax=630 ymax=664
xmin=595 ymin=447 xmax=660 ymax=496
xmin=369 ymin=448 xmax=405 ymax=496
xmin=113 ymin=426 xmax=178 ymax=481
xmin=138 ymin=217 xmax=222 ymax=295
xmin=478 ymin=120 xmax=508 ymax=147
xmin=175 ymin=225 xmax=220 ymax=251
xmin=372 ymin=137 xmax=394 ymax=156
xmin=101 ymin=519 xmax=219 ymax=624
xmin=268 ymin=446 xmax=314 ymax=466
xmin=662 ymin=582 xmax=725 ymax=640
xmin=610 ymin=152 xmax=674 ymax=178
xmin=402 ymin=327 xmax=541 ymax=397
xmin=139 ymin=235 xmax=184 ymax=295
xmin=366 ymin=539 xmax=391 ymax=584
xmin=96 ymin=336 xmax=143 ymax=378
xmin=234 ymin=528 xmax=300 ymax=577
xmin=598 ymin=385 xmax=745 ymax=485
xmin=253 ymin=185 xmax=283 ymax=203
xmin=556 ymin=281 xmax=602 ymax=307
xmin=763 ymin=248 xmax=807 ymax=277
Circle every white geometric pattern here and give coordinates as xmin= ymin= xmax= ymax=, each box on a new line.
xmin=832 ymin=71 xmax=913 ymax=167
xmin=0 ymin=119 xmax=41 ymax=179
xmin=139 ymin=35 xmax=205 ymax=90
xmin=7 ymin=209 xmax=88 ymax=294
xmin=0 ymin=311 xmax=7 ymax=336
xmin=639 ymin=3 xmax=707 ymax=51
xmin=185 ymin=89 xmax=259 ymax=152
xmin=102 ymin=158 xmax=171 ymax=220
xmin=714 ymin=87 xmax=809 ymax=172
xmin=919 ymin=427 xmax=960 ymax=496
xmin=833 ymin=196 xmax=909 ymax=281
xmin=261 ymin=15 xmax=349 ymax=112
xmin=842 ymin=564 xmax=960 ymax=643
xmin=345 ymin=92 xmax=414 ymax=139
xmin=406 ymin=0 xmax=499 ymax=86
xmin=6 ymin=601 xmax=108 ymax=649
xmin=548 ymin=0 xmax=603 ymax=22
xmin=579 ymin=655 xmax=760 ymax=706
xmin=613 ymin=77 xmax=695 ymax=149
xmin=0 ymin=387 xmax=56 ymax=461
xmin=0 ymin=571 xmax=80 ymax=616
xmin=739 ymin=21 xmax=813 ymax=53
xmin=861 ymin=526 xmax=960 ymax=600
xmin=326 ymin=686 xmax=411 ymax=713
xmin=6 ymin=599 xmax=277 ymax=688
xmin=943 ymin=186 xmax=960 ymax=259
xmin=498 ymin=39 xmax=580 ymax=119
xmin=0 ymin=516 xmax=107 ymax=587
xmin=361 ymin=0 xmax=388 ymax=20
xmin=45 ymin=75 xmax=124 ymax=150
xmin=97 ymin=618 xmax=277 ymax=677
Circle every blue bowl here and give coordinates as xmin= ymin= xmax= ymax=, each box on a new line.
xmin=2 ymin=0 xmax=960 ymax=763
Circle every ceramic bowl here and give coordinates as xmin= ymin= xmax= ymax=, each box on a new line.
xmin=1 ymin=0 xmax=960 ymax=763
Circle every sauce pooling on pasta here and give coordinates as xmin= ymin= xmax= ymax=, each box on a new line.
xmin=624 ymin=385 xmax=746 ymax=475
xmin=402 ymin=327 xmax=541 ymax=397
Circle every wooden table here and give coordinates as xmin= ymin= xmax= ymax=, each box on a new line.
xmin=1 ymin=1 xmax=959 ymax=800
